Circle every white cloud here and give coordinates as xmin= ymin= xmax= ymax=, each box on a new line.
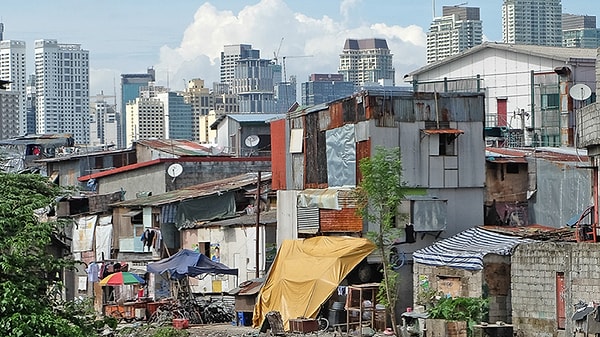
xmin=92 ymin=0 xmax=427 ymax=94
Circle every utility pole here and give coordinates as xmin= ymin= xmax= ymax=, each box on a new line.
xmin=255 ymin=171 xmax=261 ymax=278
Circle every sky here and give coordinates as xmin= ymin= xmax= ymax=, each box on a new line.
xmin=1 ymin=0 xmax=597 ymax=99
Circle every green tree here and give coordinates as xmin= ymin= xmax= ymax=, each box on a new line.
xmin=0 ymin=173 xmax=97 ymax=336
xmin=355 ymin=146 xmax=406 ymax=334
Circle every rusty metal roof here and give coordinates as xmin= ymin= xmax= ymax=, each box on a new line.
xmin=482 ymin=225 xmax=576 ymax=242
xmin=422 ymin=128 xmax=464 ymax=135
xmin=111 ymin=172 xmax=272 ymax=207
xmin=136 ymin=139 xmax=218 ymax=157
xmin=486 ymin=147 xmax=589 ymax=164
xmin=199 ymin=210 xmax=277 ymax=228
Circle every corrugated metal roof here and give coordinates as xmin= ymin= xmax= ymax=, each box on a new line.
xmin=211 ymin=113 xmax=285 ymax=129
xmin=79 ymin=156 xmax=270 ymax=182
xmin=136 ymin=139 xmax=215 ymax=156
xmin=485 ymin=147 xmax=589 ymax=163
xmin=201 ymin=210 xmax=277 ymax=228
xmin=79 ymin=159 xmax=162 ymax=181
xmin=228 ymin=113 xmax=284 ymax=123
xmin=35 ymin=148 xmax=134 ymax=163
xmin=413 ymin=226 xmax=535 ymax=270
xmin=110 ymin=172 xmax=272 ymax=207
xmin=409 ymin=42 xmax=597 ymax=76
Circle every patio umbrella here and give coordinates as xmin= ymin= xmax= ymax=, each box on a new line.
xmin=99 ymin=271 xmax=145 ymax=286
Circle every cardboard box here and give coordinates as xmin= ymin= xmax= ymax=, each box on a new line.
xmin=289 ymin=318 xmax=319 ymax=333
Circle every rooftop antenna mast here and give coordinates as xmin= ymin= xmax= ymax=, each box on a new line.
xmin=432 ymin=0 xmax=436 ymax=18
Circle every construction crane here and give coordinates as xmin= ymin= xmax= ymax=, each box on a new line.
xmin=273 ymin=37 xmax=284 ymax=65
xmin=282 ymin=55 xmax=314 ymax=84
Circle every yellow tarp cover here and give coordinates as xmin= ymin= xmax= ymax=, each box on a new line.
xmin=252 ymin=236 xmax=376 ymax=330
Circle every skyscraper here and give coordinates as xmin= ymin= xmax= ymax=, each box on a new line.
xmin=338 ymin=38 xmax=395 ymax=87
xmin=220 ymin=44 xmax=260 ymax=86
xmin=427 ymin=6 xmax=483 ymax=63
xmin=229 ymin=51 xmax=278 ymax=113
xmin=125 ymin=82 xmax=167 ymax=147
xmin=157 ymin=91 xmax=193 ymax=140
xmin=0 ymin=39 xmax=26 ymax=137
xmin=502 ymin=0 xmax=562 ymax=46
xmin=562 ymin=14 xmax=600 ymax=48
xmin=120 ymin=68 xmax=155 ymax=148
xmin=183 ymin=79 xmax=213 ymax=142
xmin=90 ymin=93 xmax=117 ymax=147
xmin=34 ymin=39 xmax=90 ymax=144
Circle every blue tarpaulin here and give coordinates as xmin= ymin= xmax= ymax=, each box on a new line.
xmin=147 ymin=249 xmax=238 ymax=280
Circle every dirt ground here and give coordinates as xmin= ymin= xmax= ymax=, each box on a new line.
xmin=186 ymin=323 xmax=259 ymax=337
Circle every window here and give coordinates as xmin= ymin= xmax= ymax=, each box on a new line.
xmin=439 ymin=133 xmax=457 ymax=156
xmin=506 ymin=163 xmax=519 ymax=174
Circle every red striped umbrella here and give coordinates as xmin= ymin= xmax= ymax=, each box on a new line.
xmin=99 ymin=271 xmax=145 ymax=286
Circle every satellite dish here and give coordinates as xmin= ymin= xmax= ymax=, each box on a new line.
xmin=167 ymin=163 xmax=183 ymax=178
xmin=244 ymin=135 xmax=260 ymax=147
xmin=570 ymin=83 xmax=592 ymax=101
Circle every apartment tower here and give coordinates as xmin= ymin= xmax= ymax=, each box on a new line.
xmin=427 ymin=6 xmax=483 ymax=63
xmin=338 ymin=38 xmax=395 ymax=87
xmin=502 ymin=0 xmax=562 ymax=46
xmin=34 ymin=39 xmax=90 ymax=144
xmin=120 ymin=68 xmax=155 ymax=148
xmin=220 ymin=44 xmax=260 ymax=87
xmin=562 ymin=14 xmax=600 ymax=48
xmin=0 ymin=39 xmax=27 ymax=138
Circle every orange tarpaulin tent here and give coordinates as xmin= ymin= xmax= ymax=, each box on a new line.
xmin=253 ymin=236 xmax=376 ymax=330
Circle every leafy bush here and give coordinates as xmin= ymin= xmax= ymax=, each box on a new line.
xmin=427 ymin=296 xmax=488 ymax=336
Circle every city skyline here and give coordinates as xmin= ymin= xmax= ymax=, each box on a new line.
xmin=1 ymin=0 xmax=598 ymax=98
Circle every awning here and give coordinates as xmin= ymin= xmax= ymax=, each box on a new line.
xmin=421 ymin=128 xmax=464 ymax=135
xmin=413 ymin=227 xmax=533 ymax=270
xmin=122 ymin=210 xmax=142 ymax=217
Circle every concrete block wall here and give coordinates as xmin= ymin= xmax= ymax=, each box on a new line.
xmin=512 ymin=242 xmax=600 ymax=337
xmin=413 ymin=264 xmax=483 ymax=306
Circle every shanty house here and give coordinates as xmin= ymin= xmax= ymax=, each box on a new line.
xmin=77 ymin=139 xmax=270 ymax=200
xmin=109 ymin=172 xmax=272 ymax=295
xmin=485 ymin=147 xmax=591 ymax=228
xmin=406 ymin=43 xmax=596 ymax=147
xmin=271 ymin=89 xmax=486 ymax=314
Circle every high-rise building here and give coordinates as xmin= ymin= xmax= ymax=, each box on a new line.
xmin=0 ymin=40 xmax=27 ymax=136
xmin=220 ymin=44 xmax=260 ymax=86
xmin=338 ymin=38 xmax=395 ymax=87
xmin=231 ymin=57 xmax=278 ymax=113
xmin=120 ymin=68 xmax=155 ymax=148
xmin=183 ymin=79 xmax=213 ymax=142
xmin=25 ymin=75 xmax=36 ymax=135
xmin=427 ymin=6 xmax=483 ymax=63
xmin=125 ymin=82 xmax=167 ymax=147
xmin=275 ymin=75 xmax=296 ymax=112
xmin=0 ymin=90 xmax=19 ymax=139
xmin=90 ymin=93 xmax=118 ymax=147
xmin=34 ymin=39 xmax=90 ymax=144
xmin=301 ymin=73 xmax=356 ymax=106
xmin=562 ymin=14 xmax=600 ymax=48
xmin=157 ymin=91 xmax=193 ymax=140
xmin=502 ymin=0 xmax=562 ymax=46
